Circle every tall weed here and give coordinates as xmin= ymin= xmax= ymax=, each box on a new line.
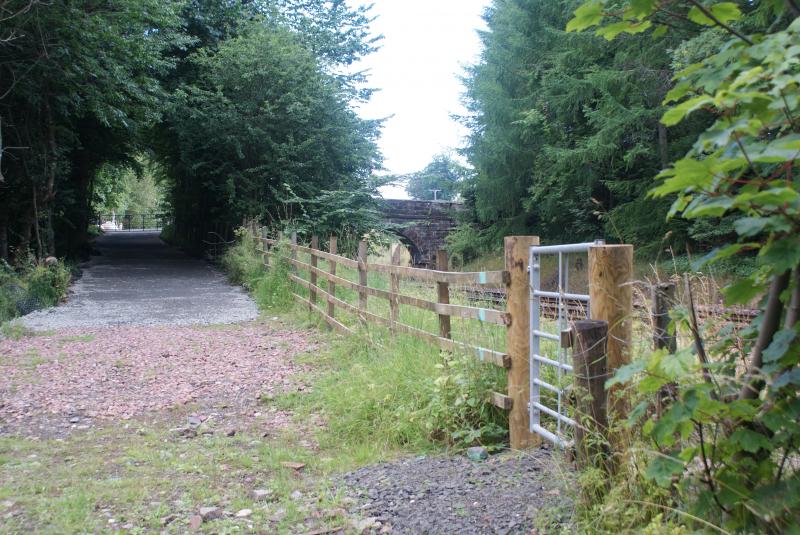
xmin=220 ymin=227 xmax=266 ymax=289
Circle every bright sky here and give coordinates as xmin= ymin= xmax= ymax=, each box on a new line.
xmin=349 ymin=0 xmax=491 ymax=199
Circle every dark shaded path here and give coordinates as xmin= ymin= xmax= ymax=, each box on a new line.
xmin=18 ymin=232 xmax=258 ymax=330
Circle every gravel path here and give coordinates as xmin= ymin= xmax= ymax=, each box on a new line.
xmin=341 ymin=451 xmax=572 ymax=534
xmin=0 ymin=321 xmax=314 ymax=437
xmin=17 ymin=231 xmax=258 ymax=330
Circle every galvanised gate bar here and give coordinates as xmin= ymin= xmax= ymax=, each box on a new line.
xmin=529 ymin=241 xmax=604 ymax=448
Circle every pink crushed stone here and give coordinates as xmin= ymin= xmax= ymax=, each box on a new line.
xmin=0 ymin=322 xmax=314 ymax=425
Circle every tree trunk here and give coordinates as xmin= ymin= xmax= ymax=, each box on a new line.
xmin=657 ymin=123 xmax=669 ymax=169
xmin=46 ymin=207 xmax=55 ymax=256
xmin=0 ymin=218 xmax=8 ymax=261
xmin=32 ymin=184 xmax=43 ymax=260
xmin=17 ymin=206 xmax=34 ymax=262
xmin=42 ymin=96 xmax=57 ymax=204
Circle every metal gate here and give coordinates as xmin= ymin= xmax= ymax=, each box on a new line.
xmin=529 ymin=241 xmax=602 ymax=447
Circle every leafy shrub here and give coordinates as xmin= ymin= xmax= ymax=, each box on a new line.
xmin=570 ymin=3 xmax=800 ymax=533
xmin=419 ymin=351 xmax=508 ymax=447
xmin=290 ymin=330 xmax=508 ymax=455
xmin=445 ymin=223 xmax=500 ymax=268
xmin=253 ymin=240 xmax=293 ymax=311
xmin=0 ymin=259 xmax=71 ymax=323
xmin=220 ymin=227 xmax=266 ymax=289
xmin=26 ymin=264 xmax=71 ymax=307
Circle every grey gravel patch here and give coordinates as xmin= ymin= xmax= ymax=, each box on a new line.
xmin=16 ymin=232 xmax=258 ymax=331
xmin=340 ymin=451 xmax=573 ymax=534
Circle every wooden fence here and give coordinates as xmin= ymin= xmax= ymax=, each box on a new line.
xmin=253 ymin=227 xmax=640 ymax=452
xmin=257 ymin=231 xmax=533 ymax=429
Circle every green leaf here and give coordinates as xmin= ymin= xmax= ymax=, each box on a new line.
xmin=683 ymin=196 xmax=733 ymax=218
xmin=628 ymin=0 xmax=657 ymax=17
xmin=688 ymin=3 xmax=742 ymax=26
xmin=763 ymin=330 xmax=797 ymax=363
xmin=659 ymin=348 xmax=694 ymax=380
xmin=752 ymin=136 xmax=800 ymax=163
xmin=650 ymin=158 xmax=715 ymax=196
xmin=773 ymin=367 xmax=800 ymax=389
xmin=674 ymin=62 xmax=704 ymax=79
xmin=734 ymin=217 xmax=778 ymax=238
xmin=640 ymin=373 xmax=669 ymax=394
xmin=606 ymin=359 xmax=646 ymax=388
xmin=661 ymin=95 xmax=713 ymax=126
xmin=711 ymin=2 xmax=743 ymax=23
xmin=729 ymin=428 xmax=772 ymax=453
xmin=735 ymin=187 xmax=800 ymax=208
xmin=728 ymin=400 xmax=757 ymax=420
xmin=664 ymin=82 xmax=693 ymax=104
xmin=596 ymin=21 xmax=634 ymax=40
xmin=723 ymin=277 xmax=764 ymax=306
xmin=627 ymin=400 xmax=650 ymax=427
xmin=693 ymin=243 xmax=755 ymax=270
xmin=566 ymin=2 xmax=603 ymax=32
xmin=759 ymin=236 xmax=800 ymax=273
xmin=645 ymin=454 xmax=684 ymax=486
xmin=596 ymin=20 xmax=652 ymax=40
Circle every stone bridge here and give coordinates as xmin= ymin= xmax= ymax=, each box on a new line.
xmin=380 ymin=199 xmax=462 ymax=268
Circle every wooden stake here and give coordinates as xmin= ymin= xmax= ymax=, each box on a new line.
xmin=290 ymin=231 xmax=297 ymax=275
xmin=389 ymin=244 xmax=401 ymax=333
xmin=328 ymin=236 xmax=337 ymax=320
xmin=310 ymin=235 xmax=319 ymax=310
xmin=652 ymin=282 xmax=676 ymax=352
xmin=262 ymin=227 xmax=269 ymax=270
xmin=358 ymin=240 xmax=368 ymax=321
xmin=571 ymin=320 xmax=609 ymax=468
xmin=653 ymin=282 xmax=677 ymax=417
xmin=504 ymin=235 xmax=540 ymax=449
xmin=436 ymin=249 xmax=451 ymax=339
xmin=589 ymin=244 xmax=633 ymax=420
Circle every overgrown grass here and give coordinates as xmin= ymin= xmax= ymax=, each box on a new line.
xmin=0 ymin=419 xmax=358 ymax=534
xmin=221 ymin=227 xmax=511 ymax=451
xmin=0 ymin=258 xmax=71 ymax=324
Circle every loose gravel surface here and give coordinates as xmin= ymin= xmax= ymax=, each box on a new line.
xmin=17 ymin=231 xmax=258 ymax=330
xmin=0 ymin=321 xmax=314 ymax=438
xmin=341 ymin=451 xmax=572 ymax=534
xmin=1 ymin=231 xmax=574 ymax=533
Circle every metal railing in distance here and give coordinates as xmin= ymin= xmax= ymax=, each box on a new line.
xmin=95 ymin=213 xmax=170 ymax=232
xmin=529 ymin=240 xmax=603 ymax=448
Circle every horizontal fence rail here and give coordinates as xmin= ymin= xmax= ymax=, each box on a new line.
xmin=246 ymin=225 xmax=738 ymax=455
xmin=260 ymin=231 xmax=515 ymax=411
xmin=463 ymin=286 xmax=758 ymax=325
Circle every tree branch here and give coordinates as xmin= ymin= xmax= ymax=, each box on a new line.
xmin=783 ymin=267 xmax=800 ymax=330
xmin=685 ymin=0 xmax=754 ymax=45
xmin=739 ymin=270 xmax=791 ymax=400
xmin=684 ymin=273 xmax=717 ymax=392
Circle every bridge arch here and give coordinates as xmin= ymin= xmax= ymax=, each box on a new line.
xmin=380 ymin=199 xmax=462 ymax=268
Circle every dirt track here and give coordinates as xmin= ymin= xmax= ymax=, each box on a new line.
xmin=17 ymin=231 xmax=258 ymax=330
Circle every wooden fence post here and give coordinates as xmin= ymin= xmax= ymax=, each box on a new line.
xmin=588 ymin=244 xmax=633 ymax=421
xmin=328 ymin=236 xmax=337 ymax=320
xmin=436 ymin=249 xmax=451 ymax=339
xmin=389 ymin=244 xmax=401 ymax=333
xmin=505 ymin=235 xmax=539 ymax=450
xmin=571 ymin=319 xmax=609 ymax=468
xmin=310 ymin=235 xmax=319 ymax=310
xmin=652 ymin=282 xmax=676 ymax=352
xmin=261 ymin=227 xmax=269 ymax=270
xmin=358 ymin=240 xmax=368 ymax=322
xmin=290 ymin=231 xmax=297 ymax=275
xmin=653 ymin=282 xmax=677 ymax=416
